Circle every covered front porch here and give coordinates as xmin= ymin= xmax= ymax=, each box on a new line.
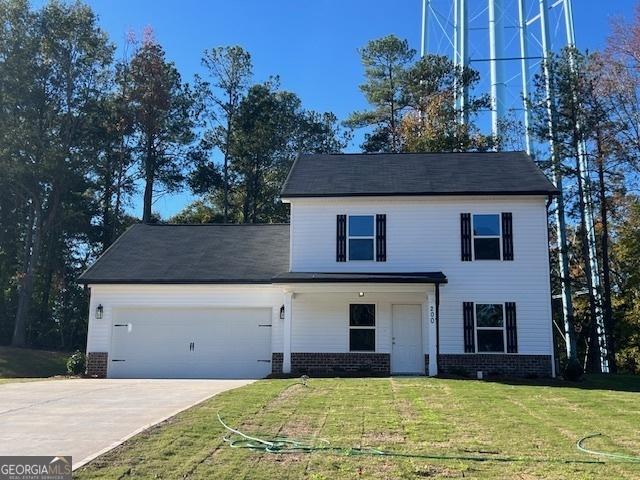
xmin=272 ymin=272 xmax=446 ymax=377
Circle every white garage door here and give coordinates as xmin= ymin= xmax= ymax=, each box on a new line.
xmin=108 ymin=307 xmax=272 ymax=379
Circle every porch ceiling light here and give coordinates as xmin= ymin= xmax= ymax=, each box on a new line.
xmin=96 ymin=304 xmax=103 ymax=319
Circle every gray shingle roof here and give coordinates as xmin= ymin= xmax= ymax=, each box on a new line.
xmin=78 ymin=224 xmax=290 ymax=284
xmin=281 ymin=151 xmax=559 ymax=198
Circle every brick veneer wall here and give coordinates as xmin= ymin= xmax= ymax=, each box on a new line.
xmin=271 ymin=352 xmax=390 ymax=376
xmin=438 ymin=354 xmax=552 ymax=377
xmin=272 ymin=353 xmax=551 ymax=378
xmin=272 ymin=353 xmax=283 ymax=374
xmin=86 ymin=352 xmax=108 ymax=378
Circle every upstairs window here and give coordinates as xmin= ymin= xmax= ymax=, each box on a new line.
xmin=475 ymin=304 xmax=505 ymax=352
xmin=473 ymin=214 xmax=501 ymax=260
xmin=348 ymin=215 xmax=374 ymax=261
xmin=349 ymin=304 xmax=376 ymax=351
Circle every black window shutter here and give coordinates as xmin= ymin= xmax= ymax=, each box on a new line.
xmin=461 ymin=213 xmax=472 ymax=261
xmin=463 ymin=302 xmax=475 ymax=353
xmin=336 ymin=214 xmax=347 ymax=262
xmin=505 ymin=302 xmax=518 ymax=353
xmin=376 ymin=214 xmax=386 ymax=262
xmin=502 ymin=212 xmax=514 ymax=261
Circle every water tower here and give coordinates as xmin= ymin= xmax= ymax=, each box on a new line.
xmin=420 ymin=0 xmax=609 ymax=372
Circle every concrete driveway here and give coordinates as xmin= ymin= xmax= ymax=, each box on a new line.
xmin=0 ymin=378 xmax=253 ymax=469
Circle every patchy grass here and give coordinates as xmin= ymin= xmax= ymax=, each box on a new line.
xmin=0 ymin=346 xmax=68 ymax=379
xmin=76 ymin=375 xmax=640 ymax=479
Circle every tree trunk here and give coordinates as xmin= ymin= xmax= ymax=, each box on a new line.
xmin=575 ymin=153 xmax=601 ymax=373
xmin=12 ymin=202 xmax=42 ymax=347
xmin=102 ymin=154 xmax=114 ymax=250
xmin=251 ymin=156 xmax=261 ymax=223
xmin=596 ymin=134 xmax=617 ymax=372
xmin=142 ymin=136 xmax=154 ymax=223
xmin=223 ymin=111 xmax=232 ymax=223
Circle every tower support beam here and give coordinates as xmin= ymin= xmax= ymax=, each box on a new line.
xmin=518 ymin=0 xmax=532 ymax=154
xmin=488 ymin=0 xmax=506 ymax=139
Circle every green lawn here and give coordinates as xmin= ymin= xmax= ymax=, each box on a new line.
xmin=76 ymin=376 xmax=640 ymax=479
xmin=0 ymin=346 xmax=68 ymax=379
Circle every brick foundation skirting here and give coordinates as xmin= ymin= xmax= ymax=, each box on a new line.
xmin=272 ymin=352 xmax=551 ymax=378
xmin=438 ymin=354 xmax=553 ymax=378
xmin=272 ymin=352 xmax=283 ymax=374
xmin=86 ymin=352 xmax=108 ymax=378
xmin=272 ymin=352 xmax=389 ymax=376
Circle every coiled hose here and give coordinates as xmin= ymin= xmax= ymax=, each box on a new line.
xmin=217 ymin=412 xmax=605 ymax=464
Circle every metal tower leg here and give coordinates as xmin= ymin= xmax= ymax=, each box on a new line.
xmin=488 ymin=0 xmax=505 ymax=140
xmin=518 ymin=0 xmax=532 ymax=154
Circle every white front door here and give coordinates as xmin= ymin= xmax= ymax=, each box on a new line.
xmin=391 ymin=304 xmax=423 ymax=374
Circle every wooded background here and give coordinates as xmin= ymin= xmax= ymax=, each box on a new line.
xmin=0 ymin=0 xmax=639 ymax=374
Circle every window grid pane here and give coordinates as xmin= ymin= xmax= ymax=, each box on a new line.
xmin=473 ymin=214 xmax=500 ymax=236
xmin=349 ymin=238 xmax=374 ymax=261
xmin=350 ymin=304 xmax=375 ymax=326
xmin=477 ymin=330 xmax=504 ymax=352
xmin=349 ymin=215 xmax=374 ymax=236
xmin=476 ymin=304 xmax=504 ymax=328
xmin=474 ymin=238 xmax=500 ymax=260
xmin=349 ymin=329 xmax=375 ymax=351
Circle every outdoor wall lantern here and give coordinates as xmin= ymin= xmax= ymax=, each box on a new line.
xmin=96 ymin=304 xmax=103 ymax=319
xmin=358 ymin=292 xmax=365 ymax=297
xmin=280 ymin=305 xmax=285 ymax=319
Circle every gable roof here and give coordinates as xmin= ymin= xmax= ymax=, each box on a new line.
xmin=78 ymin=223 xmax=290 ymax=284
xmin=280 ymin=151 xmax=559 ymax=198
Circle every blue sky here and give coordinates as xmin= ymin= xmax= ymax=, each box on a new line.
xmin=79 ymin=0 xmax=636 ymax=218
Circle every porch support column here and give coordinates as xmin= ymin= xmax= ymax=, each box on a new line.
xmin=426 ymin=292 xmax=438 ymax=376
xmin=283 ymin=291 xmax=293 ymax=374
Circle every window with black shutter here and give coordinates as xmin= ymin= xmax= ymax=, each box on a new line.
xmin=461 ymin=213 xmax=472 ymax=261
xmin=376 ymin=214 xmax=386 ymax=262
xmin=505 ymin=302 xmax=518 ymax=353
xmin=502 ymin=212 xmax=514 ymax=261
xmin=463 ymin=302 xmax=475 ymax=352
xmin=336 ymin=215 xmax=346 ymax=262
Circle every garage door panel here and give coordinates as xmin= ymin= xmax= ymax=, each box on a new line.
xmin=109 ymin=307 xmax=272 ymax=379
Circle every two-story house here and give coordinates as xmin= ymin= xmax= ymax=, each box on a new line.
xmin=79 ymin=151 xmax=559 ymax=379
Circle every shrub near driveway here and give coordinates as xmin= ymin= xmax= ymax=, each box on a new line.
xmin=76 ymin=376 xmax=640 ymax=479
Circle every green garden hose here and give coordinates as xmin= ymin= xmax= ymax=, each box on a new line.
xmin=216 ymin=412 xmax=603 ymax=464
xmin=577 ymin=433 xmax=640 ymax=463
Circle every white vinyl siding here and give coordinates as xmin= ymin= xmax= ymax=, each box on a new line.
xmin=288 ymin=195 xmax=553 ymax=356
xmin=290 ymin=291 xmax=430 ymax=354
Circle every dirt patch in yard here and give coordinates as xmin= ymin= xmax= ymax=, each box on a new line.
xmin=394 ymin=398 xmax=419 ymax=421
xmin=265 ymin=382 xmax=308 ymax=408
xmin=412 ymin=464 xmax=464 ymax=478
